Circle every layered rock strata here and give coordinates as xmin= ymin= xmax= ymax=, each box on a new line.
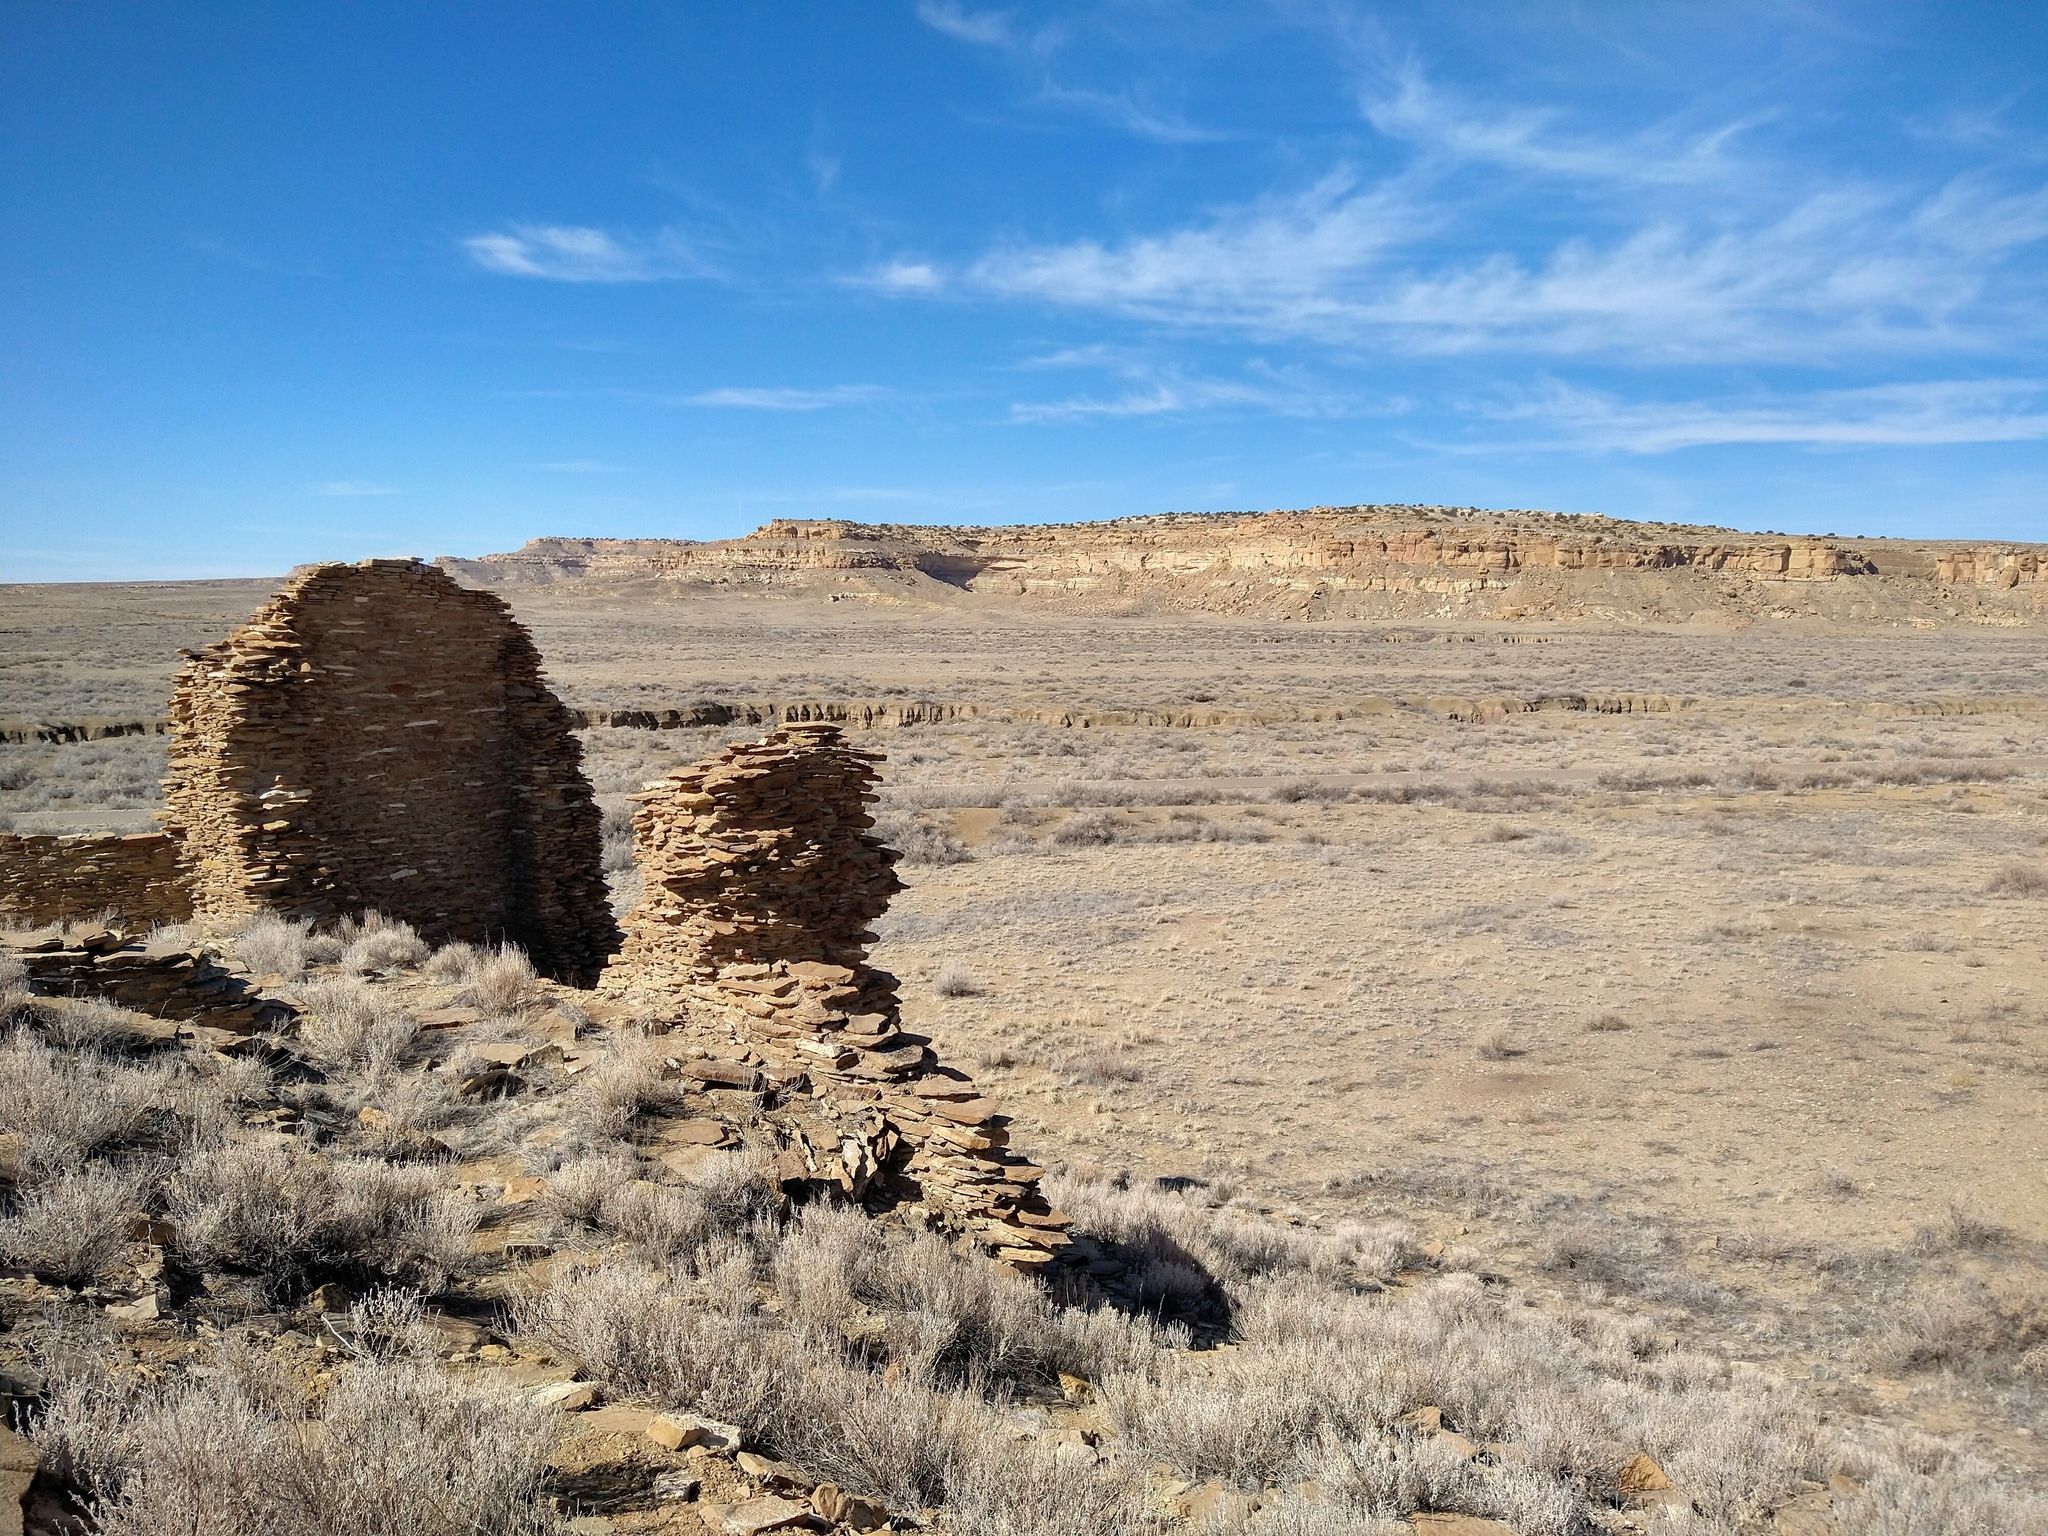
xmin=443 ymin=510 xmax=2048 ymax=622
xmin=0 ymin=832 xmax=190 ymax=928
xmin=160 ymin=559 xmax=617 ymax=983
xmin=605 ymin=722 xmax=1069 ymax=1266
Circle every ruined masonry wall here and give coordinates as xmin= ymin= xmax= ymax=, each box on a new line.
xmin=606 ymin=723 xmax=1071 ymax=1266
xmin=161 ymin=559 xmax=617 ymax=983
xmin=0 ymin=832 xmax=191 ymax=928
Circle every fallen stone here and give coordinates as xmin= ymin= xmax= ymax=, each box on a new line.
xmin=105 ymin=1290 xmax=162 ymax=1324
xmin=1176 ymin=1482 xmax=1259 ymax=1525
xmin=1411 ymin=1517 xmax=1517 ymax=1536
xmin=1618 ymin=1453 xmax=1674 ymax=1495
xmin=653 ymin=1470 xmax=703 ymax=1502
xmin=572 ymin=1404 xmax=657 ymax=1438
xmin=649 ymin=1412 xmax=743 ymax=1453
xmin=666 ymin=1119 xmax=732 ymax=1147
xmin=1 ymin=1423 xmax=38 ymax=1536
xmin=811 ymin=1483 xmax=888 ymax=1531
xmin=306 ymin=1282 xmax=351 ymax=1313
xmin=533 ymin=1379 xmax=599 ymax=1411
xmin=714 ymin=1494 xmax=813 ymax=1535
xmin=735 ymin=1450 xmax=807 ymax=1490
xmin=1771 ymin=1488 xmax=1840 ymax=1535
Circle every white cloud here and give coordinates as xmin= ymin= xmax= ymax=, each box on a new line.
xmin=462 ymin=224 xmax=706 ymax=282
xmin=1033 ymin=83 xmax=1230 ymax=145
xmin=1475 ymin=378 xmax=2048 ymax=453
xmin=1362 ymin=65 xmax=1759 ymax=189
xmin=683 ymin=385 xmax=887 ymax=410
xmin=913 ymin=1 xmax=1058 ymax=56
xmin=970 ymin=169 xmax=1425 ymax=333
xmin=952 ymin=160 xmax=2048 ymax=363
xmin=311 ymin=480 xmax=398 ymax=497
xmin=1011 ymin=362 xmax=1362 ymax=423
xmin=848 ymin=258 xmax=945 ymax=292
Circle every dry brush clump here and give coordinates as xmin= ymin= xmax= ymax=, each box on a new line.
xmin=165 ymin=1140 xmax=481 ymax=1299
xmin=30 ymin=1303 xmax=560 ymax=1536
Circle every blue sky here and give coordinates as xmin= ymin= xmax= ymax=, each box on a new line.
xmin=4 ymin=1 xmax=2046 ymax=580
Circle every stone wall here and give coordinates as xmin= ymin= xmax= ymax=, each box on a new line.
xmin=605 ymin=723 xmax=1070 ymax=1266
xmin=161 ymin=559 xmax=617 ymax=983
xmin=0 ymin=831 xmax=190 ymax=928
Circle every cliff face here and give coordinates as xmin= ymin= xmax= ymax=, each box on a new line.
xmin=439 ymin=507 xmax=2048 ymax=624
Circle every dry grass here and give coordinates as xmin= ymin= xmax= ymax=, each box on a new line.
xmin=0 ymin=1163 xmax=146 ymax=1285
xmin=1986 ymin=862 xmax=2048 ymax=897
xmin=33 ymin=1307 xmax=559 ymax=1536
xmin=935 ymin=960 xmax=984 ymax=997
xmin=166 ymin=1141 xmax=480 ymax=1299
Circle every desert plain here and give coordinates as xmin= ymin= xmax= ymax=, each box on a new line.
xmin=2 ymin=509 xmax=2046 ymax=1534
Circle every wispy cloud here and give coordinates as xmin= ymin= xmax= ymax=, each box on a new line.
xmin=1034 ymin=83 xmax=1231 ymax=145
xmin=848 ymin=258 xmax=945 ymax=292
xmin=683 ymin=385 xmax=888 ymax=410
xmin=310 ymin=480 xmax=398 ymax=497
xmin=913 ymin=1 xmax=1060 ymax=57
xmin=462 ymin=224 xmax=709 ymax=282
xmin=968 ymin=169 xmax=1426 ymax=332
xmin=1474 ymin=378 xmax=2048 ymax=453
xmin=1011 ymin=355 xmax=1366 ymax=423
xmin=1362 ymin=64 xmax=1760 ymax=189
xmin=947 ymin=162 xmax=2048 ymax=363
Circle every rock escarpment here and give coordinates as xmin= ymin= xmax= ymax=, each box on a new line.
xmin=161 ymin=559 xmax=617 ymax=983
xmin=604 ymin=722 xmax=1070 ymax=1267
xmin=442 ymin=507 xmax=2048 ymax=624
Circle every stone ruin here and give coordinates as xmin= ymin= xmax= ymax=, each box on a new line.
xmin=0 ymin=831 xmax=189 ymax=929
xmin=605 ymin=722 xmax=1071 ymax=1267
xmin=160 ymin=559 xmax=617 ymax=983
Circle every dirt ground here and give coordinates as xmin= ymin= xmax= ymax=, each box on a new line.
xmin=4 ymin=578 xmax=2046 ymax=1481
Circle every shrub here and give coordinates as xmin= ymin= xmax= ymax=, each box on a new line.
xmin=294 ymin=978 xmax=418 ymax=1073
xmin=33 ymin=1331 xmax=559 ymax=1536
xmin=0 ymin=1163 xmax=146 ymax=1285
xmin=166 ymin=1142 xmax=478 ymax=1297
xmin=337 ymin=913 xmax=430 ymax=974
xmin=0 ymin=1032 xmax=152 ymax=1179
xmin=1985 ymin=863 xmax=2048 ymax=897
xmin=563 ymin=1035 xmax=687 ymax=1140
xmin=422 ymin=941 xmax=483 ymax=984
xmin=1050 ymin=811 xmax=1122 ymax=846
xmin=462 ymin=945 xmax=539 ymax=1012
xmin=876 ymin=808 xmax=973 ymax=866
xmin=935 ymin=961 xmax=983 ymax=998
xmin=227 ymin=913 xmax=308 ymax=981
xmin=35 ymin=996 xmax=148 ymax=1052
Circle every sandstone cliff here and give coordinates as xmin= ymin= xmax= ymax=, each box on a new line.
xmin=439 ymin=506 xmax=2048 ymax=625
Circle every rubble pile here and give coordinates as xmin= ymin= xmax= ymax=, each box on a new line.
xmin=3 ymin=926 xmax=293 ymax=1031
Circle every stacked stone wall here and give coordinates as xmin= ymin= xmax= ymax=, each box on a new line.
xmin=161 ymin=559 xmax=617 ymax=983
xmin=605 ymin=723 xmax=1070 ymax=1266
xmin=0 ymin=832 xmax=190 ymax=928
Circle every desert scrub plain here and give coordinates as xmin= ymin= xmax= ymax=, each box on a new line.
xmin=1 ymin=581 xmax=2045 ymax=1532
